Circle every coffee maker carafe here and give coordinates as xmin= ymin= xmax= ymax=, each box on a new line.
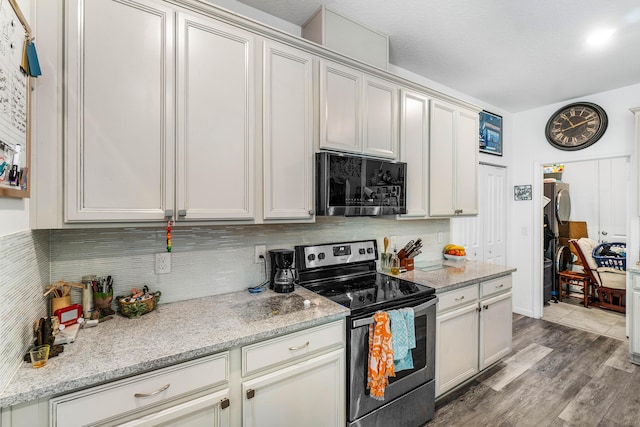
xmin=269 ymin=249 xmax=297 ymax=293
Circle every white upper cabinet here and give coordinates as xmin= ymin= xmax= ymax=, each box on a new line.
xmin=429 ymin=99 xmax=479 ymax=217
xmin=262 ymin=40 xmax=315 ymax=221
xmin=176 ymin=11 xmax=255 ymax=221
xmin=65 ymin=0 xmax=175 ymax=222
xmin=399 ymin=89 xmax=430 ymax=218
xmin=319 ymin=59 xmax=398 ymax=158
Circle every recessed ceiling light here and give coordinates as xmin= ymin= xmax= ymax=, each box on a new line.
xmin=586 ymin=28 xmax=616 ymax=47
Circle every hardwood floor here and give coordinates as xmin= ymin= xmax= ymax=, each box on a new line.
xmin=426 ymin=314 xmax=639 ymax=427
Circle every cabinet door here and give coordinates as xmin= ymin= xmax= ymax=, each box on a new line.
xmin=242 ymin=349 xmax=344 ymax=427
xmin=319 ymin=60 xmax=362 ymax=153
xmin=436 ymin=303 xmax=479 ymax=397
xmin=176 ymin=12 xmax=255 ymax=220
xmin=455 ymin=108 xmax=479 ymax=215
xmin=263 ymin=41 xmax=314 ymax=220
xmin=117 ymin=389 xmax=230 ymax=427
xmin=631 ymin=274 xmax=640 ymax=355
xmin=429 ymin=100 xmax=456 ymax=216
xmin=479 ymin=291 xmax=512 ymax=369
xmin=399 ymin=89 xmax=430 ymax=218
xmin=65 ymin=0 xmax=175 ymax=222
xmin=362 ymin=75 xmax=398 ymax=158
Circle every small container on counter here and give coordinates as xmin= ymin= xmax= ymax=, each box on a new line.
xmin=81 ymin=275 xmax=96 ymax=319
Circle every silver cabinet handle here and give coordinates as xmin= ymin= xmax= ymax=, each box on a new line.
xmin=495 ymin=284 xmax=504 ymax=289
xmin=134 ymin=383 xmax=170 ymax=398
xmin=308 ymin=209 xmax=315 ymax=216
xmin=454 ymin=296 xmax=465 ymax=301
xmin=289 ymin=341 xmax=310 ymax=351
xmin=178 ymin=209 xmax=187 ymax=217
xmin=164 ymin=209 xmax=173 ymax=217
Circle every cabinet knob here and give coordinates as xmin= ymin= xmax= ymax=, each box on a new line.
xmin=221 ymin=398 xmax=230 ymax=409
xmin=308 ymin=209 xmax=315 ymax=216
xmin=178 ymin=209 xmax=187 ymax=217
xmin=602 ymin=231 xmax=608 ymax=236
xmin=483 ymin=305 xmax=489 ymax=310
xmin=247 ymin=389 xmax=255 ymax=399
xmin=164 ymin=209 xmax=174 ymax=217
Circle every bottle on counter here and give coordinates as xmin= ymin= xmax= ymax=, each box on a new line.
xmin=390 ymin=248 xmax=400 ymax=275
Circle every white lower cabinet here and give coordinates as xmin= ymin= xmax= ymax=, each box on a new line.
xmin=630 ymin=273 xmax=640 ymax=363
xmin=117 ymin=389 xmax=230 ymax=427
xmin=435 ymin=275 xmax=512 ymax=397
xmin=0 ymin=321 xmax=345 ymax=427
xmin=241 ymin=350 xmax=344 ymax=427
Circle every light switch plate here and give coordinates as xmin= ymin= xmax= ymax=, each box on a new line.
xmin=155 ymin=253 xmax=171 ymax=274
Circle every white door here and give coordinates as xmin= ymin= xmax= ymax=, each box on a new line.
xmin=65 ymin=0 xmax=175 ymax=222
xmin=483 ymin=165 xmax=507 ymax=264
xmin=435 ymin=303 xmax=479 ymax=397
xmin=479 ymin=292 xmax=512 ymax=369
xmin=319 ymin=60 xmax=362 ymax=153
xmin=451 ymin=164 xmax=506 ymax=264
xmin=630 ymin=274 xmax=640 ymax=355
xmin=117 ymin=389 xmax=230 ymax=427
xmin=362 ymin=75 xmax=398 ymax=159
xmin=399 ymin=89 xmax=430 ymax=218
xmin=242 ymin=350 xmax=344 ymax=427
xmin=176 ymin=12 xmax=255 ymax=221
xmin=262 ymin=40 xmax=314 ymax=221
xmin=599 ymin=157 xmax=628 ymax=243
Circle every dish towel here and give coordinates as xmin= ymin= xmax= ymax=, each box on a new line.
xmin=367 ymin=311 xmax=395 ymax=400
xmin=389 ymin=308 xmax=416 ymax=372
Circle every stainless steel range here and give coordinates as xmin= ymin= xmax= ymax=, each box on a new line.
xmin=295 ymin=239 xmax=437 ymax=427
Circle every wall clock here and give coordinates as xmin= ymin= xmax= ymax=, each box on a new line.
xmin=545 ymin=102 xmax=608 ymax=151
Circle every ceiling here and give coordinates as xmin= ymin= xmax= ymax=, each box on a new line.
xmin=232 ymin=0 xmax=640 ymax=112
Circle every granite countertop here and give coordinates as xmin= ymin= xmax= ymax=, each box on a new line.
xmin=398 ymin=259 xmax=516 ymax=293
xmin=0 ymin=286 xmax=349 ymax=408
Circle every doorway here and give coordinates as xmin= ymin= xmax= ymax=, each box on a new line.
xmin=541 ymin=156 xmax=629 ymax=336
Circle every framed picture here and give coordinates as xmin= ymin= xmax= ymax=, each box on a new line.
xmin=514 ymin=185 xmax=532 ymax=201
xmin=479 ymin=110 xmax=503 ymax=156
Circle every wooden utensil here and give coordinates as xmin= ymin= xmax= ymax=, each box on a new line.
xmin=383 ymin=237 xmax=389 ymax=253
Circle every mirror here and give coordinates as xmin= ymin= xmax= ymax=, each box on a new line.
xmin=0 ymin=0 xmax=32 ymax=198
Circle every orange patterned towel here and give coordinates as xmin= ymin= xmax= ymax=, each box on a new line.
xmin=367 ymin=311 xmax=395 ymax=400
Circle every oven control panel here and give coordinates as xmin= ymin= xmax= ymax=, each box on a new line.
xmin=296 ymin=240 xmax=377 ymax=270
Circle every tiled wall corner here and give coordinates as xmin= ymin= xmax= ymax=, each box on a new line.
xmin=50 ymin=217 xmax=449 ymax=304
xmin=0 ymin=230 xmax=50 ymax=393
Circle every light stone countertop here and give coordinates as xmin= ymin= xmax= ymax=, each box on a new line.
xmin=0 ymin=286 xmax=349 ymax=408
xmin=396 ymin=259 xmax=517 ymax=293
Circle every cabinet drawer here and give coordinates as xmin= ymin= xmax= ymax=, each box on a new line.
xmin=437 ymin=285 xmax=478 ymax=313
xmin=480 ymin=275 xmax=512 ymax=298
xmin=242 ymin=320 xmax=344 ymax=376
xmin=50 ymin=352 xmax=228 ymax=427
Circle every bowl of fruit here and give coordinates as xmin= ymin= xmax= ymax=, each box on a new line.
xmin=443 ymin=244 xmax=466 ymax=261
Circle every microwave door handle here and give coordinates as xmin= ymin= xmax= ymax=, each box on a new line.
xmin=351 ymin=297 xmax=438 ymax=328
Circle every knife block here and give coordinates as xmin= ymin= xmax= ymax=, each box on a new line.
xmin=400 ymin=257 xmax=414 ymax=271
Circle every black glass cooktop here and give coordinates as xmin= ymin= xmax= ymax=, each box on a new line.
xmin=302 ymin=272 xmax=435 ymax=315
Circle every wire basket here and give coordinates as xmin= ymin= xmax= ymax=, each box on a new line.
xmin=592 ymin=242 xmax=626 ymax=271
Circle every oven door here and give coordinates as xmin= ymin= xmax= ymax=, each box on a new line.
xmin=347 ymin=296 xmax=437 ymax=424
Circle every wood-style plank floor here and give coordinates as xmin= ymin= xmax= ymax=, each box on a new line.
xmin=425 ymin=314 xmax=640 ymax=427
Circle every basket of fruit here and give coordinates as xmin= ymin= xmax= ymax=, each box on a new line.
xmin=443 ymin=244 xmax=466 ymax=261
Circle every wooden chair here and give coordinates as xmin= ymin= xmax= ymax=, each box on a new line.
xmin=558 ymin=270 xmax=592 ymax=307
xmin=569 ymin=239 xmax=626 ymax=313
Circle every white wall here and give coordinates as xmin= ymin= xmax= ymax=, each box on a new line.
xmin=512 ymin=83 xmax=640 ymax=317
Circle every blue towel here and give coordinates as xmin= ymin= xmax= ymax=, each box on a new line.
xmin=388 ymin=308 xmax=416 ymax=372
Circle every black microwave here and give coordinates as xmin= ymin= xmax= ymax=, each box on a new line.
xmin=316 ymin=152 xmax=407 ymax=216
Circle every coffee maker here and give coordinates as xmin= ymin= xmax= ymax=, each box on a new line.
xmin=269 ymin=249 xmax=297 ymax=293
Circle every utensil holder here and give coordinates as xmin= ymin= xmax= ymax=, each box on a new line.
xmin=94 ymin=290 xmax=115 ymax=318
xmin=51 ymin=295 xmax=71 ymax=316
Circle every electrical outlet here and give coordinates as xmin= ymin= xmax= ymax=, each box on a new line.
xmin=155 ymin=253 xmax=171 ymax=274
xmin=255 ymin=245 xmax=267 ymax=264
xmin=437 ymin=232 xmax=444 ymax=243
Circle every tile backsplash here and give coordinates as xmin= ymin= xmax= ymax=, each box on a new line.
xmin=51 ymin=217 xmax=449 ymax=304
xmin=0 ymin=230 xmax=49 ymax=393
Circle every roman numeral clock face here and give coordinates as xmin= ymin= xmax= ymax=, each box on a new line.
xmin=545 ymin=102 xmax=608 ymax=150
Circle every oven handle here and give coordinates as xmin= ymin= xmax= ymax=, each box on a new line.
xmin=351 ymin=297 xmax=438 ymax=328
